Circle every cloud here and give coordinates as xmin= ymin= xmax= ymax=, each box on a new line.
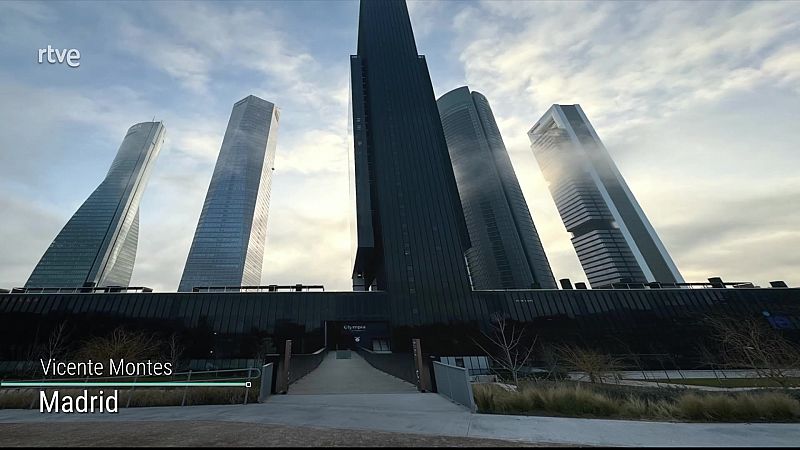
xmin=426 ymin=0 xmax=800 ymax=286
xmin=451 ymin=0 xmax=800 ymax=135
xmin=761 ymin=46 xmax=800 ymax=92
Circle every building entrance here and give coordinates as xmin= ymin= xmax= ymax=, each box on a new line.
xmin=325 ymin=321 xmax=390 ymax=351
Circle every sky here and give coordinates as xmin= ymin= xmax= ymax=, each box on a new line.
xmin=0 ymin=0 xmax=798 ymax=292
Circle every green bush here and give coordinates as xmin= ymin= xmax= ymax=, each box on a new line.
xmin=472 ymin=382 xmax=800 ymax=422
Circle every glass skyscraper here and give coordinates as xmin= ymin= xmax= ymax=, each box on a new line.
xmin=350 ymin=0 xmax=474 ymax=308
xmin=528 ymin=105 xmax=684 ymax=288
xmin=25 ymin=122 xmax=166 ymax=288
xmin=178 ymin=95 xmax=278 ymax=291
xmin=438 ymin=87 xmax=557 ymax=290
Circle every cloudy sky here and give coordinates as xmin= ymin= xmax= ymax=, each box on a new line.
xmin=0 ymin=0 xmax=798 ymax=291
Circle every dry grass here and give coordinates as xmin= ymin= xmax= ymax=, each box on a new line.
xmin=473 ymin=382 xmax=800 ymax=422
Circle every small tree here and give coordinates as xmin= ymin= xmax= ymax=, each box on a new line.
xmin=707 ymin=316 xmax=800 ymax=388
xmin=163 ymin=332 xmax=185 ymax=371
xmin=473 ymin=314 xmax=537 ymax=386
xmin=695 ymin=342 xmax=725 ymax=385
xmin=76 ymin=326 xmax=160 ymax=362
xmin=554 ymin=344 xmax=624 ymax=383
xmin=26 ymin=321 xmax=71 ymax=377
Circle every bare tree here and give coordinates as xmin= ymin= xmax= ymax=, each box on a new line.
xmin=25 ymin=321 xmax=71 ymax=377
xmin=706 ymin=316 xmax=800 ymax=388
xmin=76 ymin=326 xmax=160 ymax=362
xmin=473 ymin=314 xmax=537 ymax=386
xmin=554 ymin=344 xmax=624 ymax=383
xmin=164 ymin=333 xmax=185 ymax=371
xmin=695 ymin=342 xmax=725 ymax=385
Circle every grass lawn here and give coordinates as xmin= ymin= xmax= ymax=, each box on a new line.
xmin=651 ymin=378 xmax=800 ymax=388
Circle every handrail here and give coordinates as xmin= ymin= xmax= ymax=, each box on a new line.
xmin=192 ymin=285 xmax=325 ymax=293
xmin=10 ymin=286 xmax=153 ymax=294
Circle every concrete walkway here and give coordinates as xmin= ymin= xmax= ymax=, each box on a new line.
xmin=289 ymin=351 xmax=418 ymax=394
xmin=2 ymin=394 xmax=799 ymax=446
xmin=612 ymin=378 xmax=800 ymax=392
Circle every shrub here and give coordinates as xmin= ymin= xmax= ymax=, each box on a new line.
xmin=753 ymin=392 xmax=800 ymax=421
xmin=673 ymin=392 xmax=800 ymax=422
xmin=472 ymin=383 xmax=496 ymax=412
xmin=0 ymin=390 xmax=35 ymax=409
xmin=535 ymin=385 xmax=618 ymax=417
xmin=618 ymin=395 xmax=651 ymax=418
xmin=472 ymin=382 xmax=800 ymax=422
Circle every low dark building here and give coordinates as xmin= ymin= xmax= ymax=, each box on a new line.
xmin=2 ymin=287 xmax=798 ymax=370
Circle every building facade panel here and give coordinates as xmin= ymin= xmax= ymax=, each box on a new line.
xmin=438 ymin=86 xmax=556 ymax=290
xmin=350 ymin=0 xmax=473 ymax=316
xmin=179 ymin=96 xmax=279 ymax=291
xmin=25 ymin=122 xmax=165 ymax=288
xmin=528 ymin=105 xmax=683 ymax=288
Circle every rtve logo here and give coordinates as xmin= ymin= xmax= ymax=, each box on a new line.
xmin=38 ymin=45 xmax=81 ymax=68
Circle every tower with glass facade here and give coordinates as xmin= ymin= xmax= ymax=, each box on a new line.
xmin=25 ymin=122 xmax=166 ymax=288
xmin=438 ymin=86 xmax=557 ymax=290
xmin=528 ymin=104 xmax=683 ymax=288
xmin=178 ymin=95 xmax=278 ymax=291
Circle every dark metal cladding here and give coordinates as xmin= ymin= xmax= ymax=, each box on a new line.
xmin=1 ymin=288 xmax=798 ymax=365
xmin=350 ymin=0 xmax=472 ymax=322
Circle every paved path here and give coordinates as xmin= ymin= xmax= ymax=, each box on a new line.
xmin=2 ymin=394 xmax=799 ymax=446
xmin=612 ymin=378 xmax=800 ymax=392
xmin=289 ymin=351 xmax=418 ymax=394
xmin=0 ymin=421 xmax=533 ymax=447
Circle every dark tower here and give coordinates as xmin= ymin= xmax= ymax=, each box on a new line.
xmin=438 ymin=87 xmax=557 ymax=290
xmin=350 ymin=0 xmax=474 ymax=322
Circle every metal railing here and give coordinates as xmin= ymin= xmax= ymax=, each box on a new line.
xmin=357 ymin=348 xmax=417 ymax=386
xmin=432 ymin=361 xmax=476 ymax=412
xmin=192 ymin=284 xmax=325 ymax=293
xmin=607 ymin=281 xmax=763 ymax=290
xmin=10 ymin=286 xmax=153 ymax=294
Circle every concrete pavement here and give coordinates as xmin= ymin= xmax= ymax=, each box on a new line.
xmin=2 ymin=392 xmax=799 ymax=446
xmin=289 ymin=352 xmax=418 ymax=394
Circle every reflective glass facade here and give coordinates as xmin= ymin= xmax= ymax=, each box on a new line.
xmin=25 ymin=122 xmax=165 ymax=288
xmin=179 ymin=96 xmax=278 ymax=291
xmin=350 ymin=0 xmax=473 ymax=311
xmin=438 ymin=87 xmax=557 ymax=290
xmin=2 ymin=287 xmax=798 ymax=366
xmin=528 ymin=105 xmax=684 ymax=288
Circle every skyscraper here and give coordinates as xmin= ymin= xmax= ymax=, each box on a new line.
xmin=438 ymin=87 xmax=557 ymax=290
xmin=178 ymin=95 xmax=278 ymax=291
xmin=350 ymin=0 xmax=474 ymax=310
xmin=26 ymin=122 xmax=166 ymax=288
xmin=528 ymin=104 xmax=684 ymax=288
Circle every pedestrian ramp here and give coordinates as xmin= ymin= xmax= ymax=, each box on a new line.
xmin=287 ymin=351 xmax=418 ymax=395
